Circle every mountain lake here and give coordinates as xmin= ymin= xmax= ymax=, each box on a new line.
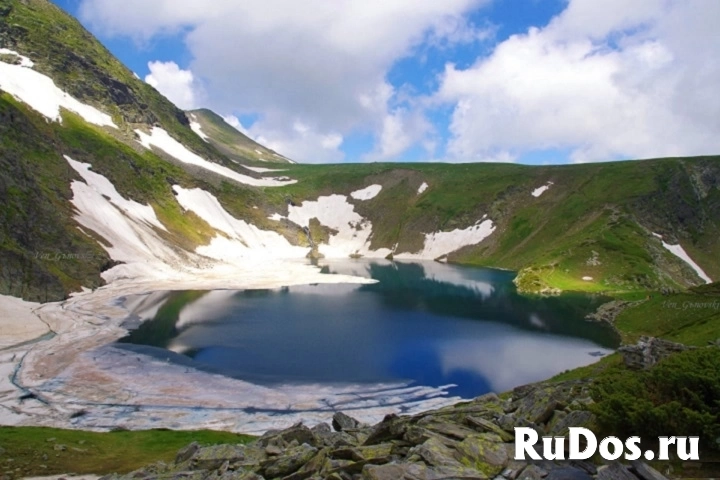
xmin=118 ymin=260 xmax=618 ymax=400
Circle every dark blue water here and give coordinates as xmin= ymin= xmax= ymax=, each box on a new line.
xmin=118 ymin=260 xmax=618 ymax=398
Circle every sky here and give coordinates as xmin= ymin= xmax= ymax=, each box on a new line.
xmin=51 ymin=0 xmax=720 ymax=165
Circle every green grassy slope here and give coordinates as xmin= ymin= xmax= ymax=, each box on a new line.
xmin=0 ymin=93 xmax=226 ymax=301
xmin=0 ymin=0 xmax=235 ymax=166
xmin=1 ymin=0 xmax=718 ymax=302
xmin=0 ymin=426 xmax=253 ymax=477
xmin=187 ymin=108 xmax=293 ymax=164
xmin=267 ymin=158 xmax=720 ymax=294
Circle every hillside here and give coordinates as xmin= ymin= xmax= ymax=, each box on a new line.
xmin=0 ymin=0 xmax=718 ymax=305
xmin=187 ymin=108 xmax=294 ymax=164
xmin=1 ymin=1 xmax=720 ymax=476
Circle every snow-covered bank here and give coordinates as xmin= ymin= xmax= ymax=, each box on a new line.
xmin=136 ymin=127 xmax=296 ymax=187
xmin=0 ymin=295 xmax=49 ymax=348
xmin=0 ymin=49 xmax=117 ymax=128
xmin=653 ymin=233 xmax=712 ymax=284
xmin=531 ymin=182 xmax=553 ymax=198
xmin=0 ymin=263 xmax=464 ymax=434
xmin=0 ymin=145 xmax=504 ymax=434
xmin=188 ymin=114 xmax=209 ymax=142
xmin=395 ymin=219 xmax=496 ymax=261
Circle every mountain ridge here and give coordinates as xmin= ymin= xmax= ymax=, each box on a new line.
xmin=0 ymin=0 xmax=718 ymax=303
xmin=187 ymin=108 xmax=294 ymax=164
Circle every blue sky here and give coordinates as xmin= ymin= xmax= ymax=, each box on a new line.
xmin=51 ymin=0 xmax=720 ymax=164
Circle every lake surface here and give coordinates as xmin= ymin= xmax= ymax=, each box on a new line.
xmin=119 ymin=260 xmax=617 ymax=399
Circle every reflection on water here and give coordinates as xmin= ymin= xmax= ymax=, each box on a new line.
xmin=119 ymin=260 xmax=617 ymax=398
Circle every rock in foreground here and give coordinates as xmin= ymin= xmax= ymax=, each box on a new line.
xmin=100 ymin=381 xmax=667 ymax=480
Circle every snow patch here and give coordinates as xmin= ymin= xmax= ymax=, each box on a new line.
xmin=286 ymin=195 xmax=379 ymax=257
xmin=350 ymin=184 xmax=382 ymax=201
xmin=243 ymin=165 xmax=286 ymax=173
xmin=418 ymin=182 xmax=429 ymax=195
xmin=0 ymin=56 xmax=117 ymax=128
xmin=65 ymin=157 xmax=186 ymax=281
xmin=0 ymin=294 xmax=47 ymax=347
xmin=189 ymin=120 xmax=209 ymax=142
xmin=173 ymin=186 xmax=307 ymax=259
xmin=0 ymin=48 xmax=34 ymax=68
xmin=532 ymin=182 xmax=554 ymax=198
xmin=135 ymin=127 xmax=296 ymax=187
xmin=268 ymin=213 xmax=284 ymax=222
xmin=396 ymin=220 xmax=496 ymax=260
xmin=653 ymin=233 xmax=712 ymax=284
xmin=67 ymin=157 xmax=166 ymax=231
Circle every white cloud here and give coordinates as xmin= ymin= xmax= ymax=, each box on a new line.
xmin=145 ymin=61 xmax=200 ymax=110
xmin=252 ymin=120 xmax=345 ymax=164
xmin=365 ymin=108 xmax=434 ymax=161
xmin=79 ymin=0 xmax=491 ymax=162
xmin=436 ymin=0 xmax=720 ymax=163
xmin=80 ymin=0 xmax=720 ymax=164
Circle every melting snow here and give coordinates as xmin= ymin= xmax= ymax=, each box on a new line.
xmin=350 ymin=184 xmax=382 ymax=201
xmin=0 ymin=53 xmax=117 ymax=128
xmin=396 ymin=220 xmax=496 ymax=260
xmin=243 ymin=165 xmax=286 ymax=173
xmin=287 ymin=195 xmax=372 ymax=257
xmin=65 ymin=156 xmax=184 ymax=280
xmin=653 ymin=233 xmax=712 ymax=284
xmin=532 ymin=182 xmax=553 ymax=198
xmin=67 ymin=157 xmax=165 ymax=231
xmin=173 ymin=186 xmax=306 ymax=259
xmin=189 ymin=120 xmax=209 ymax=142
xmin=135 ymin=127 xmax=296 ymax=187
xmin=0 ymin=48 xmax=34 ymax=68
xmin=418 ymin=182 xmax=429 ymax=195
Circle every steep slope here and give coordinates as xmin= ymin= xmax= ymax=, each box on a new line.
xmin=0 ymin=0 xmax=718 ymax=304
xmin=187 ymin=109 xmax=293 ymax=164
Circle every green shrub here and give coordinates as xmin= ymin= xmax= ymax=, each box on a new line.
xmin=590 ymin=347 xmax=720 ymax=450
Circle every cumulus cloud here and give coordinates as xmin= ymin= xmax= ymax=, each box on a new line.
xmin=145 ymin=61 xmax=200 ymax=110
xmin=80 ymin=0 xmax=720 ymax=164
xmin=364 ymin=108 xmax=435 ymax=161
xmin=250 ymin=120 xmax=345 ymax=164
xmin=79 ymin=0 xmax=491 ymax=162
xmin=436 ymin=0 xmax=720 ymax=163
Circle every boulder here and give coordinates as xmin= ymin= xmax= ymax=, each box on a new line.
xmin=454 ymin=434 xmax=509 ymax=478
xmin=517 ymin=465 xmax=548 ymax=480
xmin=545 ymin=467 xmax=594 ymax=480
xmin=629 ymin=461 xmax=668 ymax=480
xmin=257 ymin=422 xmax=319 ymax=448
xmin=410 ymin=436 xmax=464 ymax=468
xmin=259 ymin=443 xmax=317 ymax=478
xmin=597 ymin=463 xmax=638 ymax=480
xmin=364 ymin=414 xmax=408 ymax=445
xmin=548 ymin=410 xmax=595 ymax=436
xmin=618 ymin=336 xmax=690 ymax=370
xmin=332 ymin=411 xmax=361 ymax=432
xmin=466 ymin=416 xmax=515 ymax=442
xmin=189 ymin=444 xmax=254 ymax=470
